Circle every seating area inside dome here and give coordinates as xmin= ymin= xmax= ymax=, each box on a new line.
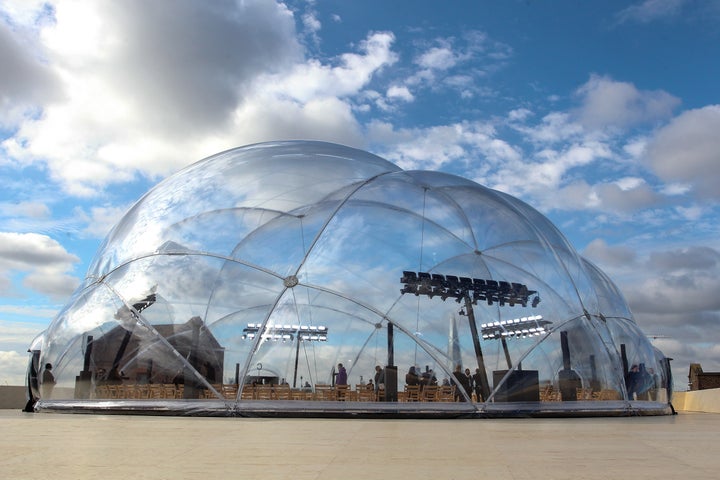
xmin=28 ymin=141 xmax=673 ymax=417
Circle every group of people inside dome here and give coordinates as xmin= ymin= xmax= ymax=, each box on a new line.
xmin=394 ymin=364 xmax=482 ymax=401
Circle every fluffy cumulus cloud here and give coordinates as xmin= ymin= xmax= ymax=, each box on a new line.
xmin=621 ymin=246 xmax=720 ymax=315
xmin=0 ymin=1 xmax=404 ymax=196
xmin=1 ymin=0 xmax=300 ymax=194
xmin=367 ymin=119 xmax=520 ymax=173
xmin=0 ymin=349 xmax=31 ymax=385
xmin=574 ymin=74 xmax=680 ymax=131
xmin=582 ymin=238 xmax=638 ymax=268
xmin=0 ymin=232 xmax=80 ymax=299
xmin=643 ymin=105 xmax=720 ymax=200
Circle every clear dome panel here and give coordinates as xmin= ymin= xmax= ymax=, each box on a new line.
xmin=163 ymin=208 xmax=286 ymax=257
xmin=299 ymin=202 xmax=471 ymax=314
xmin=580 ymin=258 xmax=634 ymax=319
xmin=492 ymin=317 xmax=626 ymax=402
xmin=449 ymin=186 xmax=546 ymax=253
xmin=605 ymin=317 xmax=666 ymax=402
xmin=229 ymin=200 xmax=345 ymax=277
xmin=239 ymin=287 xmax=385 ymax=387
xmin=89 ymin=141 xmax=400 ymax=279
xmin=348 ymin=173 xmax=476 ymax=248
xmin=41 ymin=285 xmax=124 ymax=370
xmin=494 ymin=190 xmax=577 ymax=253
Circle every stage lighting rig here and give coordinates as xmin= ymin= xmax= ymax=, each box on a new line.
xmin=400 ymin=271 xmax=540 ymax=308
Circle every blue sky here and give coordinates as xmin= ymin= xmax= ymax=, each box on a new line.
xmin=1 ymin=0 xmax=719 ymax=387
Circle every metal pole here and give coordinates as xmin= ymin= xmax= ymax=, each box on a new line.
xmin=501 ymin=337 xmax=512 ymax=369
xmin=387 ymin=321 xmax=394 ymax=367
xmin=293 ymin=335 xmax=300 ymax=388
xmin=464 ymin=296 xmax=490 ymax=400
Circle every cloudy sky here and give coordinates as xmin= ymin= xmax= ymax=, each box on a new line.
xmin=1 ymin=0 xmax=719 ymax=387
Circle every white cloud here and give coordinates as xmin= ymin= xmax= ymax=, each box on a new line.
xmin=416 ymin=45 xmax=457 ymax=70
xmin=2 ymin=0 xmax=303 ymax=195
xmin=0 ymin=232 xmax=80 ymax=299
xmin=574 ymin=74 xmax=680 ymax=130
xmin=367 ymin=120 xmax=518 ymax=173
xmin=616 ymin=246 xmax=720 ymax=320
xmin=616 ymin=0 xmax=688 ymax=24
xmin=406 ymin=31 xmax=511 ymax=97
xmin=0 ymin=201 xmax=50 ymax=219
xmin=0 ymin=14 xmax=60 ymax=127
xmin=0 ymin=350 xmax=29 ymax=385
xmin=515 ymin=112 xmax=585 ymax=145
xmin=261 ymin=31 xmax=397 ymax=103
xmin=507 ymin=108 xmax=533 ymax=122
xmin=643 ymin=105 xmax=720 ymax=200
xmin=582 ymin=238 xmax=637 ymax=268
xmin=77 ymin=204 xmax=131 ymax=239
xmin=386 ymin=85 xmax=414 ymax=102
xmin=302 ymin=11 xmax=321 ymax=34
xmin=648 ymin=246 xmax=720 ymax=272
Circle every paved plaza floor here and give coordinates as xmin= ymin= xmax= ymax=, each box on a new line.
xmin=1 ymin=409 xmax=716 ymax=479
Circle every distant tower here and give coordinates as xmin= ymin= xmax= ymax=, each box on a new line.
xmin=448 ymin=313 xmax=462 ymax=368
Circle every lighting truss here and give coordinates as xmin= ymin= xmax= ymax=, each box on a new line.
xmin=480 ymin=315 xmax=552 ymax=340
xmin=242 ymin=324 xmax=328 ymax=342
xmin=400 ymin=271 xmax=540 ymax=308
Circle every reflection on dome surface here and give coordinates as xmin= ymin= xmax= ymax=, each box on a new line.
xmin=30 ymin=141 xmax=673 ymax=417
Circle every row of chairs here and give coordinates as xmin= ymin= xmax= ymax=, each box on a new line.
xmin=398 ymin=384 xmax=457 ymax=402
xmin=539 ymin=385 xmax=622 ymax=402
xmin=94 ymin=383 xmax=624 ymax=402
xmin=95 ymin=383 xmax=184 ymax=399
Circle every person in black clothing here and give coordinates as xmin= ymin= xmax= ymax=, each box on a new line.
xmin=626 ymin=364 xmax=640 ymax=400
xmin=405 ymin=366 xmax=420 ymax=386
xmin=373 ymin=365 xmax=384 ymax=392
xmin=41 ymin=363 xmax=56 ymax=398
xmin=472 ymin=368 xmax=484 ymax=402
xmin=452 ymin=365 xmax=470 ymax=401
xmin=421 ymin=366 xmax=437 ymax=388
xmin=464 ymin=368 xmax=473 ymax=399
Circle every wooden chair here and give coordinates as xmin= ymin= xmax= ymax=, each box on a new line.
xmin=599 ymin=389 xmax=621 ymax=400
xmin=106 ymin=384 xmax=120 ymax=399
xmin=437 ymin=385 xmax=455 ymax=402
xmin=404 ymin=384 xmax=421 ymax=402
xmin=201 ymin=384 xmax=222 ymax=399
xmin=357 ymin=388 xmax=376 ymax=402
xmin=335 ymin=384 xmax=350 ymax=401
xmin=255 ymin=385 xmax=273 ymax=400
xmin=95 ymin=385 xmax=110 ymax=399
xmin=148 ymin=384 xmax=164 ymax=399
xmin=240 ymin=384 xmax=255 ymax=400
xmin=274 ymin=384 xmax=292 ymax=400
xmin=421 ymin=385 xmax=438 ymax=402
xmin=162 ymin=384 xmax=178 ymax=399
xmin=222 ymin=384 xmax=239 ymax=400
xmin=576 ymin=387 xmax=593 ymax=401
xmin=376 ymin=387 xmax=386 ymax=402
xmin=134 ymin=384 xmax=150 ymax=399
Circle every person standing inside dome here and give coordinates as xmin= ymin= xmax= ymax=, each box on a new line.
xmin=452 ymin=365 xmax=470 ymax=401
xmin=336 ymin=363 xmax=347 ymax=386
xmin=41 ymin=363 xmax=56 ymax=398
xmin=405 ymin=366 xmax=420 ymax=386
xmin=374 ymin=365 xmax=384 ymax=393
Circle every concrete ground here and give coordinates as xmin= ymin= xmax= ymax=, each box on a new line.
xmin=1 ymin=409 xmax=717 ymax=480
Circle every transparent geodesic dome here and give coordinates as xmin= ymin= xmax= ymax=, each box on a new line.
xmin=31 ymin=141 xmax=672 ymax=417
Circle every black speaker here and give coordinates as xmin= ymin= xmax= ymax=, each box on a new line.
xmin=493 ymin=370 xmax=540 ymax=402
xmin=558 ymin=368 xmax=582 ymax=401
xmin=384 ymin=366 xmax=398 ymax=402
